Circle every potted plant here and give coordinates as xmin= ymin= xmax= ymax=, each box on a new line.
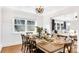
xmin=36 ymin=26 xmax=43 ymax=38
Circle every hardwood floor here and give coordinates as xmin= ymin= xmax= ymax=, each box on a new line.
xmin=1 ymin=44 xmax=44 ymax=53
xmin=1 ymin=44 xmax=22 ymax=53
xmin=1 ymin=43 xmax=77 ymax=53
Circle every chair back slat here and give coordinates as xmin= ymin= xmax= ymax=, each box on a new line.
xmin=21 ymin=34 xmax=26 ymax=43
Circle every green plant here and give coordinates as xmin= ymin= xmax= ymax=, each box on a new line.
xmin=36 ymin=26 xmax=43 ymax=38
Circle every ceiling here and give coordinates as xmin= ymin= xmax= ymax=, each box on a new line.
xmin=6 ymin=6 xmax=69 ymax=15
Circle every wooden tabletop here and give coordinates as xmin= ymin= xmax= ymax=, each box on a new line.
xmin=36 ymin=39 xmax=64 ymax=53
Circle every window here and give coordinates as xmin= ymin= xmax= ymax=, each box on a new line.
xmin=13 ymin=18 xmax=36 ymax=33
xmin=57 ymin=23 xmax=60 ymax=30
xmin=14 ymin=19 xmax=25 ymax=32
xmin=54 ymin=21 xmax=67 ymax=33
xmin=27 ymin=21 xmax=35 ymax=31
xmin=61 ymin=23 xmax=64 ymax=30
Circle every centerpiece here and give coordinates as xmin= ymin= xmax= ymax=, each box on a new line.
xmin=36 ymin=26 xmax=43 ymax=38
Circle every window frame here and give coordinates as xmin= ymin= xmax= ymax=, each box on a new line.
xmin=12 ymin=18 xmax=37 ymax=34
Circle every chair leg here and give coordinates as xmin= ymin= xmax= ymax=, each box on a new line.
xmin=21 ymin=44 xmax=24 ymax=52
xmin=63 ymin=44 xmax=66 ymax=53
xmin=68 ymin=45 xmax=72 ymax=53
xmin=26 ymin=45 xmax=31 ymax=53
xmin=21 ymin=44 xmax=26 ymax=53
xmin=29 ymin=49 xmax=32 ymax=53
xmin=26 ymin=46 xmax=29 ymax=53
xmin=23 ymin=45 xmax=25 ymax=53
xmin=24 ymin=45 xmax=27 ymax=53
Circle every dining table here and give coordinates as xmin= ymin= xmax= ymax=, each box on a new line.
xmin=36 ymin=38 xmax=66 ymax=53
xmin=28 ymin=34 xmax=75 ymax=53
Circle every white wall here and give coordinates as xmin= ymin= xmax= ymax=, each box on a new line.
xmin=2 ymin=7 xmax=43 ymax=47
xmin=0 ymin=7 xmax=2 ymax=51
xmin=77 ymin=12 xmax=79 ymax=53
xmin=36 ymin=15 xmax=43 ymax=27
xmin=43 ymin=15 xmax=51 ymax=34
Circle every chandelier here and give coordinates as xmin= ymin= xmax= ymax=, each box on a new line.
xmin=35 ymin=6 xmax=44 ymax=14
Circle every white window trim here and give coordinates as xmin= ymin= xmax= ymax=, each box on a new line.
xmin=12 ymin=17 xmax=37 ymax=34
